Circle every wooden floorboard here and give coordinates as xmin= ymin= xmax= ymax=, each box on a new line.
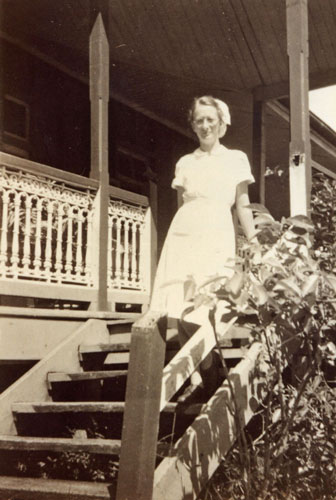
xmin=229 ymin=0 xmax=272 ymax=84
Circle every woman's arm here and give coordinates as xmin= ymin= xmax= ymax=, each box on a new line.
xmin=175 ymin=186 xmax=185 ymax=209
xmin=235 ymin=181 xmax=256 ymax=241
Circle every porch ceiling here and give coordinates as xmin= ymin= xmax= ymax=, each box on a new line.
xmin=1 ymin=0 xmax=336 ymax=132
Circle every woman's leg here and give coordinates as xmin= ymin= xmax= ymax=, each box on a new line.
xmin=177 ymin=309 xmax=219 ymax=401
xmin=199 ymin=353 xmax=219 ymax=397
xmin=177 ymin=319 xmax=202 ymax=387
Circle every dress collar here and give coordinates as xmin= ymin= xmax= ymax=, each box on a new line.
xmin=193 ymin=144 xmax=227 ymax=158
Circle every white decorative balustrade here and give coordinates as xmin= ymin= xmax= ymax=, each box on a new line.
xmin=0 ymin=165 xmax=95 ymax=286
xmin=0 ymin=153 xmax=152 ymax=306
xmin=108 ymin=200 xmax=146 ymax=291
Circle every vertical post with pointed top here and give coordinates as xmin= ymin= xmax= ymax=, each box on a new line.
xmin=286 ymin=0 xmax=311 ymax=216
xmin=116 ymin=311 xmax=167 ymax=500
xmin=89 ymin=14 xmax=110 ymax=310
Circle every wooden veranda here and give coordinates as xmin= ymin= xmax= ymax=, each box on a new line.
xmin=2 ymin=0 xmax=336 ymax=205
xmin=0 ymin=1 xmax=336 ymax=499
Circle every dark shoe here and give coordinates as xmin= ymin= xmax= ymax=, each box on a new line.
xmin=177 ymin=384 xmax=204 ymax=404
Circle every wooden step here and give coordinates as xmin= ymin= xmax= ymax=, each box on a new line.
xmin=79 ymin=342 xmax=130 ymax=355
xmin=105 ymin=327 xmax=178 ymax=345
xmin=107 ymin=319 xmax=133 ymax=334
xmin=13 ymin=402 xmax=125 ymax=414
xmin=12 ymin=401 xmax=204 ymax=416
xmin=0 ymin=475 xmax=112 ymax=500
xmin=79 ymin=331 xmax=243 ymax=366
xmin=103 ymin=352 xmax=129 ymax=365
xmin=11 ymin=401 xmax=198 ymax=449
xmin=47 ymin=370 xmax=128 ymax=403
xmin=80 ymin=339 xmax=181 ymax=370
xmin=102 ymin=346 xmax=244 ymax=366
xmin=78 ymin=342 xmax=130 ymax=371
xmin=79 ymin=338 xmax=180 ymax=356
xmin=0 ymin=435 xmax=171 ymax=457
xmin=0 ymin=435 xmax=121 ymax=454
xmin=47 ymin=370 xmax=128 ymax=385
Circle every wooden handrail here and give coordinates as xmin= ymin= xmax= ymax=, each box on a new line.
xmin=108 ymin=184 xmax=149 ymax=206
xmin=153 ymin=320 xmax=304 ymax=499
xmin=117 ymin=304 xmax=236 ymax=499
xmin=116 ymin=311 xmax=167 ymax=500
xmin=154 ymin=342 xmax=265 ymax=500
xmin=0 ymin=152 xmax=99 ymax=191
xmin=0 ymin=151 xmax=149 ymax=206
xmin=160 ymin=315 xmax=237 ymax=411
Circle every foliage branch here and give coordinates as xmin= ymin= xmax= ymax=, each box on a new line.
xmin=200 ymin=172 xmax=336 ymax=499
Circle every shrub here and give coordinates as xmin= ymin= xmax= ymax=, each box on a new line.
xmin=201 ymin=190 xmax=336 ymax=500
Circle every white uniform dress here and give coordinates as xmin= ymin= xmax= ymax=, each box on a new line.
xmin=150 ymin=144 xmax=254 ymax=319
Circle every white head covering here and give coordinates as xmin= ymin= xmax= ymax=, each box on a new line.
xmin=214 ymin=98 xmax=231 ymax=126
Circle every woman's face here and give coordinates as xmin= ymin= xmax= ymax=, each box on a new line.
xmin=192 ymin=103 xmax=221 ymax=148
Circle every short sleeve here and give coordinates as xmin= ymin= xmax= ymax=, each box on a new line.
xmin=235 ymin=152 xmax=255 ymax=186
xmin=171 ymin=157 xmax=185 ymax=190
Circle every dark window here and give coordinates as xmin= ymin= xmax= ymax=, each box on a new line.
xmin=4 ymin=95 xmax=29 ymax=140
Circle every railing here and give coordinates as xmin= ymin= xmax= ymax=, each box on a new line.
xmin=107 ymin=197 xmax=146 ymax=291
xmin=117 ymin=308 xmax=251 ymax=500
xmin=0 ymin=152 xmax=152 ymax=307
xmin=0 ymin=161 xmax=95 ymax=286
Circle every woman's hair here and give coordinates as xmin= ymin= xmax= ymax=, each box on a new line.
xmin=188 ymin=95 xmax=231 ymax=138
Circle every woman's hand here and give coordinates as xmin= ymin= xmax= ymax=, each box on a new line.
xmin=235 ymin=181 xmax=255 ymax=241
xmin=248 ymin=233 xmax=259 ymax=245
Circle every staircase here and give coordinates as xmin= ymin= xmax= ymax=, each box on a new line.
xmin=0 ymin=313 xmax=256 ymax=500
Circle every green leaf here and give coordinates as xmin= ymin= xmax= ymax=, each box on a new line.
xmin=197 ymin=274 xmax=229 ymax=290
xmin=247 ymin=203 xmax=271 ymax=214
xmin=251 ymin=283 xmax=269 ymax=305
xmin=290 ymin=225 xmax=310 ymax=235
xmin=325 ymin=275 xmax=336 ymax=293
xmin=274 ymin=278 xmax=302 ymax=297
xmin=254 ymin=213 xmax=275 ymax=226
xmin=234 ymin=290 xmax=254 ymax=313
xmin=302 ymin=274 xmax=319 ymax=297
xmin=261 ymin=253 xmax=286 ymax=272
xmin=287 ymin=215 xmax=314 ymax=231
xmin=258 ymin=267 xmax=273 ymax=284
xmin=225 ymin=271 xmax=244 ymax=296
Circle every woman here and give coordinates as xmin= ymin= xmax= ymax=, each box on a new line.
xmin=151 ymin=95 xmax=255 ymax=401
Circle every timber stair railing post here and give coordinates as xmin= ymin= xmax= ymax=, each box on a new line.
xmin=88 ymin=13 xmax=110 ymax=311
xmin=116 ymin=311 xmax=167 ymax=500
xmin=143 ymin=176 xmax=158 ymax=304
